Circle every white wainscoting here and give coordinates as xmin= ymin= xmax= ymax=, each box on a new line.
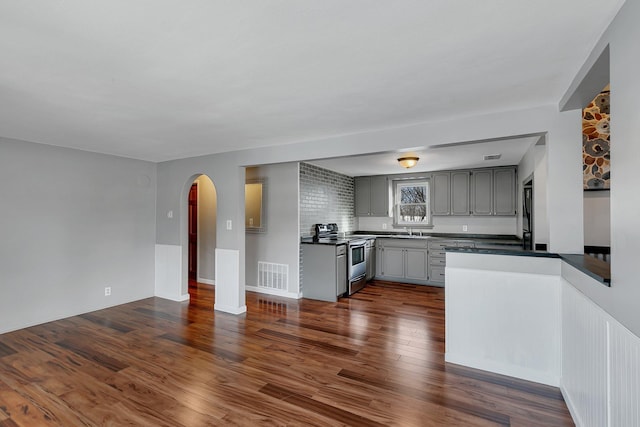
xmin=446 ymin=261 xmax=561 ymax=386
xmin=561 ymin=279 xmax=640 ymax=427
xmin=154 ymin=244 xmax=189 ymax=301
xmin=214 ymin=248 xmax=247 ymax=315
xmin=245 ymin=285 xmax=302 ymax=299
xmin=445 ymin=251 xmax=640 ymax=426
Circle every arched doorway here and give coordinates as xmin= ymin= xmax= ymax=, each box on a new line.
xmin=183 ymin=174 xmax=217 ymax=300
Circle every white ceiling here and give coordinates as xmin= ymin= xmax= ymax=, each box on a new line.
xmin=0 ymin=1 xmax=625 ymax=162
xmin=308 ymin=136 xmax=541 ymax=176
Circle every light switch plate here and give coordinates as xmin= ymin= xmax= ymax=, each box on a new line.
xmin=226 ymin=220 xmax=232 ymax=230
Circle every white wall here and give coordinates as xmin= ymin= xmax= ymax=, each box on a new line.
xmin=245 ymin=163 xmax=300 ymax=297
xmin=0 ymin=137 xmax=157 ymax=334
xmin=358 ymin=215 xmax=517 ymax=235
xmin=559 ymin=0 xmax=640 ymax=335
xmin=195 ymin=175 xmax=217 ymax=283
xmin=583 ymin=191 xmax=610 ymax=246
xmin=518 ymin=142 xmax=549 ymax=245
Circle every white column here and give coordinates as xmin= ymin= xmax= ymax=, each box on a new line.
xmin=214 ymin=248 xmax=247 ymax=314
xmin=546 ymin=109 xmax=584 ymax=253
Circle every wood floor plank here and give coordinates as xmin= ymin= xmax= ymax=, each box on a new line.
xmin=0 ymin=280 xmax=574 ymax=426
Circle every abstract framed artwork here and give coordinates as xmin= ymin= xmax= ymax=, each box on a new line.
xmin=582 ymin=88 xmax=610 ymax=190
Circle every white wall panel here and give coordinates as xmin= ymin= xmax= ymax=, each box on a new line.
xmin=609 ymin=315 xmax=640 ymax=427
xmin=561 ymin=279 xmax=640 ymax=427
xmin=155 ymin=244 xmax=189 ymax=301
xmin=561 ymin=279 xmax=608 ymax=427
xmin=446 ymin=266 xmax=561 ymax=386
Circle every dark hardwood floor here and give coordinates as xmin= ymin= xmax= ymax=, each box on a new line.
xmin=0 ymin=280 xmax=574 ymax=426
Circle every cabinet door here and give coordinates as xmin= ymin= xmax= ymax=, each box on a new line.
xmin=365 ymin=245 xmax=376 ymax=281
xmin=493 ymin=167 xmax=516 ymax=216
xmin=431 ymin=172 xmax=451 ymax=216
xmin=355 ymin=177 xmax=371 ymax=216
xmin=405 ymin=248 xmax=428 ymax=281
xmin=471 ymin=169 xmax=493 ymax=215
xmin=380 ymin=247 xmax=404 ymax=279
xmin=375 ymin=247 xmax=384 ymax=277
xmin=451 ymin=171 xmax=470 ymax=215
xmin=369 ymin=176 xmax=389 ymax=216
xmin=336 ymin=252 xmax=347 ymax=296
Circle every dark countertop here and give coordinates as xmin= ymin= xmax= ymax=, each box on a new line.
xmin=301 ymin=232 xmax=610 ymax=286
xmin=301 ymin=237 xmax=348 ymax=246
xmin=301 ymin=233 xmax=522 ymax=247
xmin=446 ymin=246 xmax=610 ymax=286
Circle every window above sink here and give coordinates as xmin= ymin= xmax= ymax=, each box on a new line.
xmin=392 ymin=178 xmax=433 ymax=228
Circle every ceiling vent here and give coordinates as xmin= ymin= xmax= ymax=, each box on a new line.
xmin=483 ymin=154 xmax=502 ymax=161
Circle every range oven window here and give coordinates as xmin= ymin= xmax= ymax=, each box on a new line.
xmin=351 ymin=246 xmax=365 ymax=266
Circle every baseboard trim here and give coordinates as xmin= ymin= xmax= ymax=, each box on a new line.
xmin=197 ymin=278 xmax=215 ymax=286
xmin=156 ymin=292 xmax=190 ymax=302
xmin=214 ymin=304 xmax=247 ymax=315
xmin=560 ymin=383 xmax=583 ymax=427
xmin=245 ymin=285 xmax=302 ymax=299
xmin=445 ymin=352 xmax=559 ymax=387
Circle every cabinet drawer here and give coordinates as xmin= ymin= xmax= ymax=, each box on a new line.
xmin=429 ymin=266 xmax=446 ymax=283
xmin=428 ymin=241 xmax=454 ymax=250
xmin=429 ymin=257 xmax=446 ymax=266
xmin=430 ymin=249 xmax=447 ymax=258
xmin=455 ymin=240 xmax=476 ymax=248
xmin=336 ymin=245 xmax=346 ymax=256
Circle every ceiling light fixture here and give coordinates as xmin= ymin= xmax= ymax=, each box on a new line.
xmin=397 ymin=155 xmax=419 ymax=169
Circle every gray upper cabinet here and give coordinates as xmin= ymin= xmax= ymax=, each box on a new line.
xmin=471 ymin=169 xmax=493 ymax=215
xmin=450 ymin=171 xmax=470 ymax=215
xmin=355 ymin=177 xmax=372 ymax=217
xmin=470 ymin=167 xmax=516 ymax=216
xmin=431 ymin=172 xmax=451 ymax=216
xmin=493 ymin=167 xmax=517 ymax=216
xmin=355 ymin=175 xmax=388 ymax=217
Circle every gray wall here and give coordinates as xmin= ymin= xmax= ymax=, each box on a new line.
xmin=245 ymin=163 xmax=300 ymax=295
xmin=583 ymin=191 xmax=610 ymax=247
xmin=0 ymin=137 xmax=156 ymax=333
xmin=299 ymin=162 xmax=355 ymax=237
xmin=560 ymin=0 xmax=640 ymax=335
xmin=195 ymin=175 xmax=217 ymax=282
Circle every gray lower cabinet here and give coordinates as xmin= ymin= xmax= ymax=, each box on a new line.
xmin=380 ymin=246 xmax=405 ymax=279
xmin=376 ymin=239 xmax=429 ymax=284
xmin=427 ymin=239 xmax=476 ymax=285
xmin=428 ymin=240 xmax=455 ymax=286
xmin=302 ymin=243 xmax=347 ymax=302
xmin=336 ymin=246 xmax=347 ymax=295
xmin=375 ymin=238 xmax=478 ymax=286
xmin=405 ymin=248 xmax=428 ymax=281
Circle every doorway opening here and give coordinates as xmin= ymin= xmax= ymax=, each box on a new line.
xmin=185 ymin=175 xmax=217 ymax=301
xmin=522 ymin=176 xmax=533 ymax=250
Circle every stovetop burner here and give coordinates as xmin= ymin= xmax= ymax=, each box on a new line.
xmin=313 ymin=223 xmax=338 ymax=241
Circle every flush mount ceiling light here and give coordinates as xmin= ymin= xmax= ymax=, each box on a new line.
xmin=397 ymin=155 xmax=419 ymax=169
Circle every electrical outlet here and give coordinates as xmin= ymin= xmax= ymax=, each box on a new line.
xmin=382 ymin=223 xmax=387 ymax=230
xmin=462 ymin=225 xmax=468 ymax=232
xmin=104 ymin=286 xmax=111 ymax=296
